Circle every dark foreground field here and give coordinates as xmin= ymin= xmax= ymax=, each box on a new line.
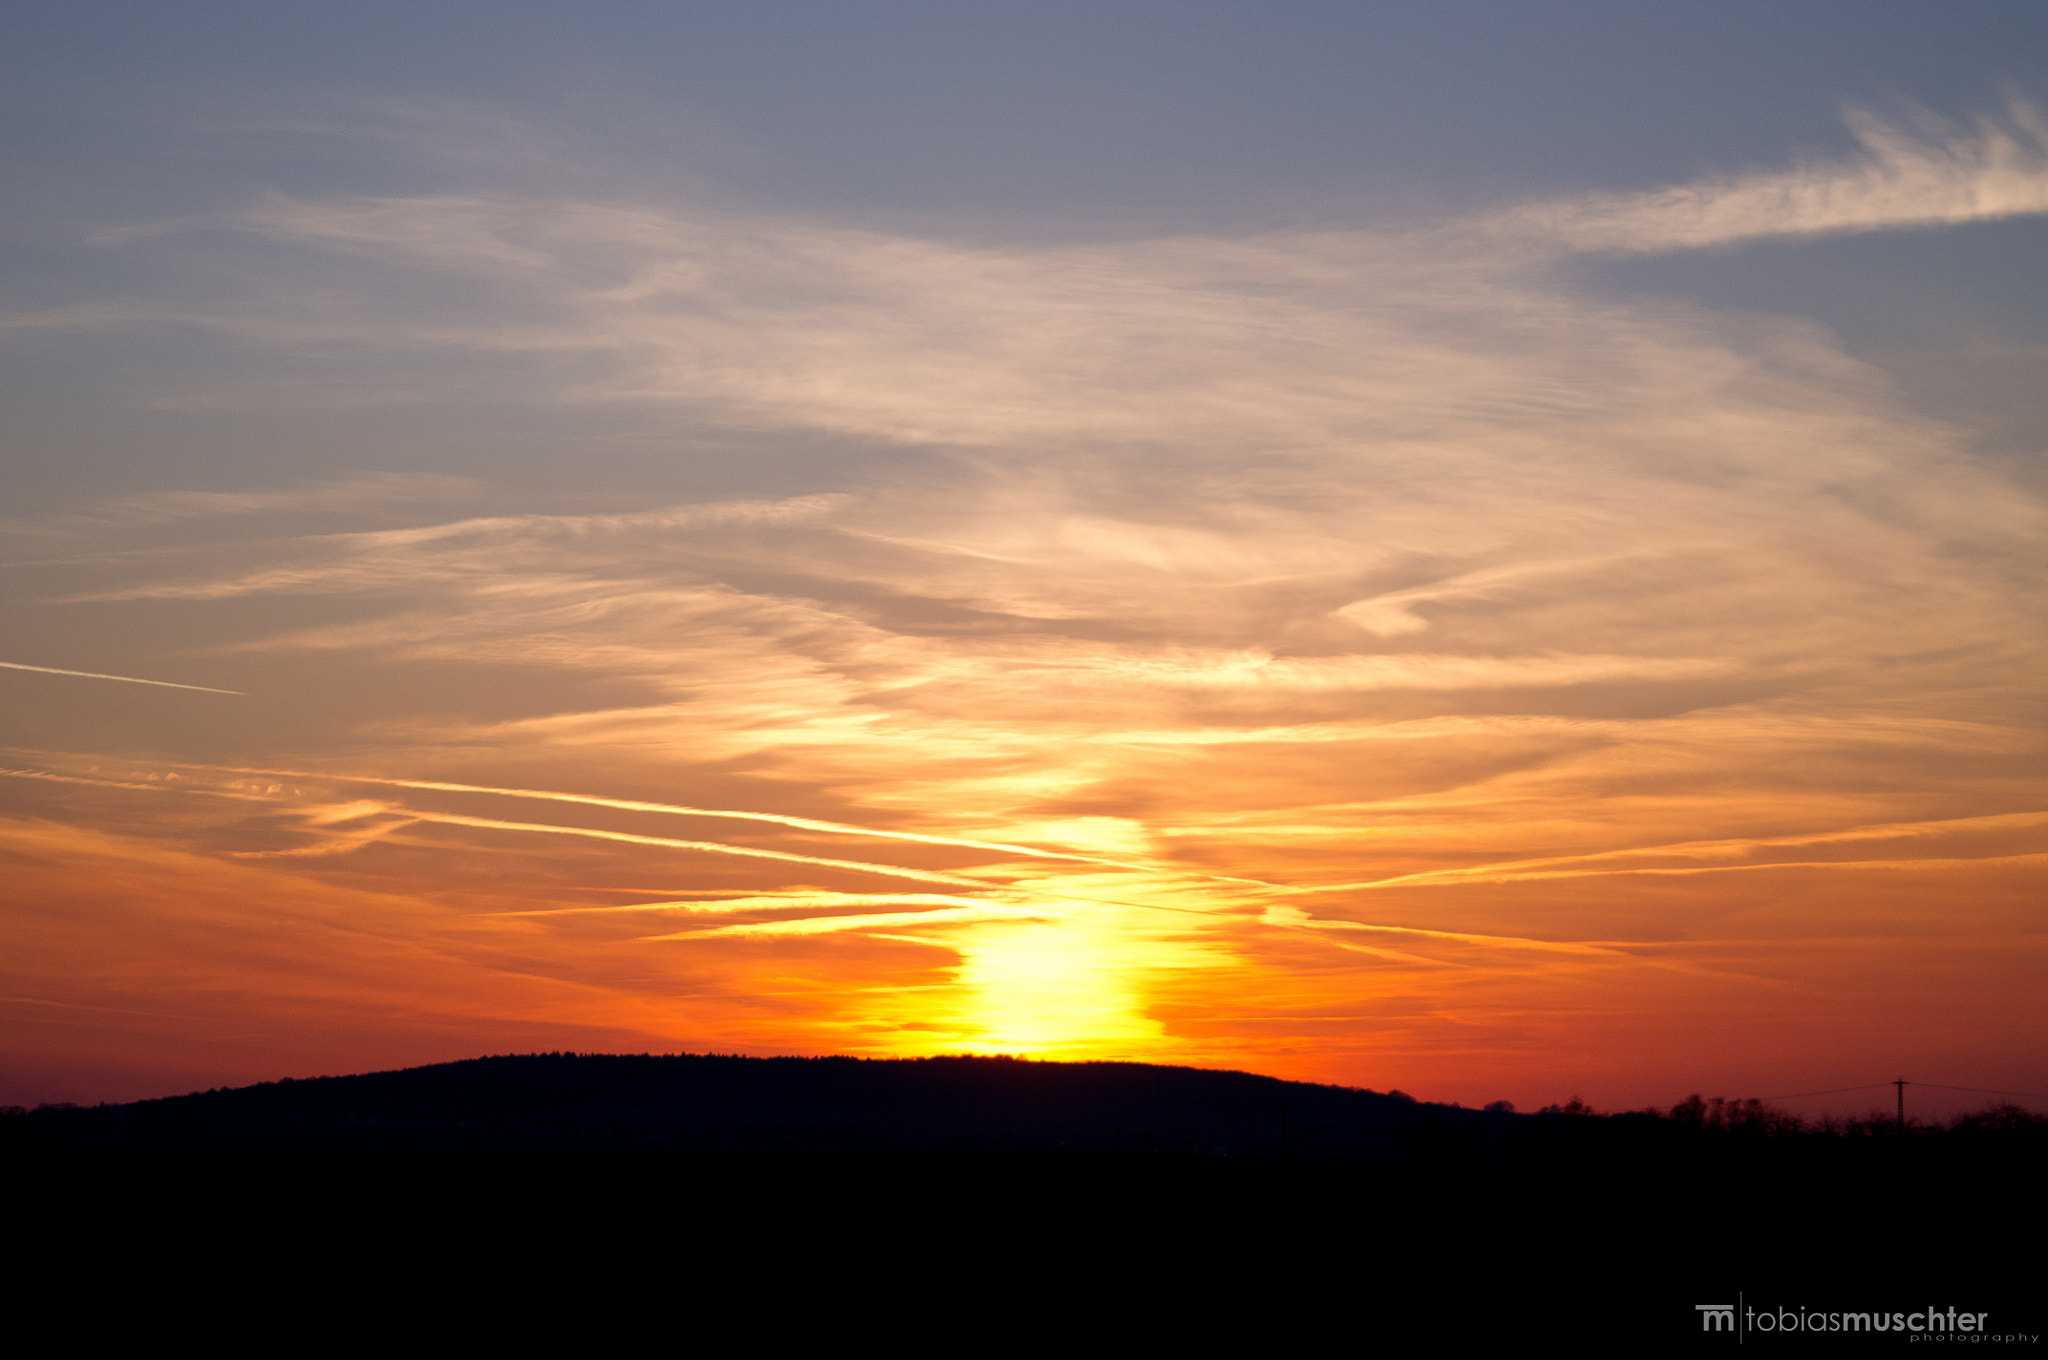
xmin=12 ymin=1054 xmax=2045 ymax=1345
xmin=10 ymin=1051 xmax=2045 ymax=1162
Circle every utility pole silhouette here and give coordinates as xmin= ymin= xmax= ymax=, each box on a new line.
xmin=1894 ymin=1078 xmax=1907 ymax=1134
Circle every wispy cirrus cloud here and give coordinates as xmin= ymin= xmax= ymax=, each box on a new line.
xmin=0 ymin=471 xmax=477 ymax=539
xmin=1497 ymin=100 xmax=2048 ymax=254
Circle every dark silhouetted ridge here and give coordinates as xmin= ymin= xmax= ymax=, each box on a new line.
xmin=11 ymin=1052 xmax=1451 ymax=1152
xmin=10 ymin=1052 xmax=2046 ymax=1156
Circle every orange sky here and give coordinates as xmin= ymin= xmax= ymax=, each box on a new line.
xmin=4 ymin=103 xmax=2046 ymax=1115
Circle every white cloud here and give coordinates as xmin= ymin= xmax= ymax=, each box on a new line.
xmin=1496 ymin=100 xmax=2048 ymax=254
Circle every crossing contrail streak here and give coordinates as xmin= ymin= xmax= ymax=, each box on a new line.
xmin=0 ymin=767 xmax=272 ymax=799
xmin=0 ymin=661 xmax=242 ymax=694
xmin=0 ymin=767 xmax=166 ymax=792
xmin=409 ymin=810 xmax=995 ymax=887
xmin=644 ymin=904 xmax=1044 ymax=939
xmin=0 ymin=750 xmax=1273 ymax=906
xmin=499 ymin=892 xmax=999 ymax=916
xmin=162 ymin=760 xmax=1284 ymax=885
xmin=1294 ymin=850 xmax=2048 ymax=893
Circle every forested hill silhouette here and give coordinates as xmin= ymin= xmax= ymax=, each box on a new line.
xmin=12 ymin=1053 xmax=1451 ymax=1153
xmin=11 ymin=1052 xmax=2045 ymax=1155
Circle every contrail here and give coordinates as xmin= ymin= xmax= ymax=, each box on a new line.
xmin=645 ymin=904 xmax=1042 ymax=940
xmin=0 ymin=767 xmax=273 ymax=799
xmin=0 ymin=751 xmax=1264 ymax=908
xmin=409 ymin=810 xmax=995 ymax=887
xmin=1261 ymin=905 xmax=1620 ymax=955
xmin=1286 ymin=808 xmax=2048 ymax=895
xmin=1296 ymin=850 xmax=2048 ymax=892
xmin=0 ymin=767 xmax=167 ymax=792
xmin=157 ymin=759 xmax=1285 ymax=885
xmin=0 ymin=661 xmax=242 ymax=695
xmin=498 ymin=892 xmax=998 ymax=916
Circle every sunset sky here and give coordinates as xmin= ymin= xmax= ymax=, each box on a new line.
xmin=4 ymin=1 xmax=2045 ymax=1115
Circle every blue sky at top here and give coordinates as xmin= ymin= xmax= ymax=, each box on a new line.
xmin=4 ymin=1 xmax=2045 ymax=505
xmin=4 ymin=0 xmax=2044 ymax=219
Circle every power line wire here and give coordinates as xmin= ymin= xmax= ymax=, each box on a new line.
xmin=1906 ymin=1081 xmax=2048 ymax=1101
xmin=1751 ymin=1082 xmax=1895 ymax=1101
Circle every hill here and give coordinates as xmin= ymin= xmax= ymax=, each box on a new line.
xmin=11 ymin=1052 xmax=2044 ymax=1158
xmin=10 ymin=1051 xmax=1474 ymax=1152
